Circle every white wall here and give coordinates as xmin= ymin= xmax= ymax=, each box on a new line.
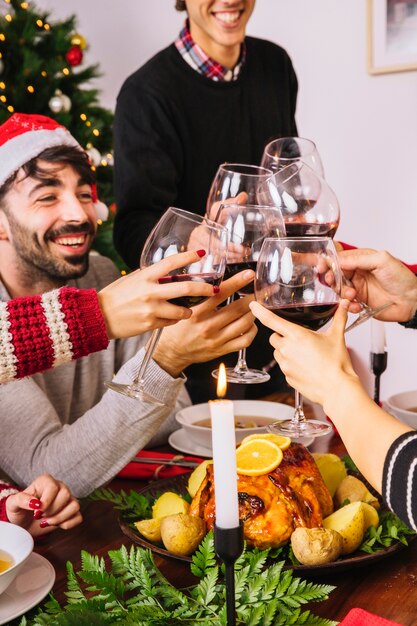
xmin=38 ymin=0 xmax=417 ymax=401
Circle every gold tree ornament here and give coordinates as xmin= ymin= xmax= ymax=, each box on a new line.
xmin=70 ymin=32 xmax=86 ymax=49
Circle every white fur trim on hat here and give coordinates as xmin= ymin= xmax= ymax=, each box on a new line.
xmin=0 ymin=127 xmax=81 ymax=188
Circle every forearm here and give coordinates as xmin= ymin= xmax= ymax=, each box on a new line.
xmin=323 ymin=373 xmax=412 ymax=493
xmin=0 ymin=350 xmax=185 ymax=497
xmin=0 ymin=287 xmax=108 ymax=383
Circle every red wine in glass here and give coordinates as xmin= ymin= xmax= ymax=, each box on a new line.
xmin=268 ymin=302 xmax=338 ymax=331
xmin=223 ymin=261 xmax=257 ymax=295
xmin=284 ymin=222 xmax=338 ymax=238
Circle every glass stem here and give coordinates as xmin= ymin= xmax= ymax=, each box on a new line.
xmin=132 ymin=328 xmax=163 ymax=388
xmin=293 ymin=390 xmax=307 ymax=424
xmin=233 ymin=348 xmax=249 ymax=374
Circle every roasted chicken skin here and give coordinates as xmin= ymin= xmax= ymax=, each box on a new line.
xmin=189 ymin=443 xmax=333 ymax=549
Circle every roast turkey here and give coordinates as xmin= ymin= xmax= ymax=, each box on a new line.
xmin=189 ymin=443 xmax=333 ymax=549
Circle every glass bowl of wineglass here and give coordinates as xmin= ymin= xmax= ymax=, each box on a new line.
xmin=212 ymin=203 xmax=285 ymax=383
xmin=105 ymin=207 xmax=228 ymax=405
xmin=260 ymin=136 xmax=325 ymax=177
xmin=206 ymin=163 xmax=272 ymax=220
xmin=260 ymin=161 xmax=340 ymax=238
xmin=254 ymin=236 xmax=341 ymax=438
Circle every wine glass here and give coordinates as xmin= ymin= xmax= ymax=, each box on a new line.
xmin=212 ymin=203 xmax=286 ymax=384
xmin=260 ymin=161 xmax=340 ymax=237
xmin=206 ymin=163 xmax=272 ymax=220
xmin=255 ymin=236 xmax=340 ymax=438
xmin=260 ymin=136 xmax=325 ymax=177
xmin=105 ymin=207 xmax=228 ymax=405
xmin=260 ymin=163 xmax=392 ymax=329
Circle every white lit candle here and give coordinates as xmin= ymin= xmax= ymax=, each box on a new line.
xmin=209 ymin=363 xmax=239 ymax=529
xmin=371 ymin=319 xmax=386 ymax=354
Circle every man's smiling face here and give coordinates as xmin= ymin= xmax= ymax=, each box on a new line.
xmin=0 ymin=160 xmax=97 ymax=282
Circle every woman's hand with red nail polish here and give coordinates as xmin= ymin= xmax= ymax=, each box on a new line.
xmin=5 ymin=474 xmax=82 ymax=537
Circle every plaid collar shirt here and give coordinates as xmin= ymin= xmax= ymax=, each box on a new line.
xmin=175 ymin=20 xmax=246 ymax=82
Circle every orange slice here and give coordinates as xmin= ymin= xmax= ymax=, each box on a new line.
xmin=236 ymin=438 xmax=283 ymax=476
xmin=240 ymin=433 xmax=291 ymax=451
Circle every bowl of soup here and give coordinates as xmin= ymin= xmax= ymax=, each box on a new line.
xmin=0 ymin=521 xmax=34 ymax=595
xmin=384 ymin=389 xmax=417 ymax=428
xmin=175 ymin=400 xmax=294 ymax=450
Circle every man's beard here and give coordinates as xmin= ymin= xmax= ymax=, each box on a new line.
xmin=7 ymin=214 xmax=94 ymax=284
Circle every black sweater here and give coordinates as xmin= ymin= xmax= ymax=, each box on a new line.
xmin=113 ymin=36 xmax=298 ymax=268
xmin=113 ymin=37 xmax=298 ymax=402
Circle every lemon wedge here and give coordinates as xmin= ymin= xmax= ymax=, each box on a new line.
xmin=236 ymin=438 xmax=283 ymax=476
xmin=240 ymin=433 xmax=291 ymax=451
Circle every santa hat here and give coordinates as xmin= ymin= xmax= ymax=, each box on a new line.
xmin=0 ymin=113 xmax=108 ymax=220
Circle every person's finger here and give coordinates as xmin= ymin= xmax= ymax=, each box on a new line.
xmin=153 ymin=278 xmax=219 ymax=303
xmin=187 ymin=269 xmax=255 ymax=313
xmin=249 ymin=301 xmax=292 ymax=335
xmin=328 ymin=299 xmax=349 ymax=337
xmin=24 ymin=475 xmax=60 ymax=510
xmin=219 ymin=320 xmax=258 ymax=354
xmin=338 ymin=248 xmax=379 ymax=272
xmin=37 ymin=480 xmax=72 ymax=514
xmin=5 ymin=490 xmax=42 ymax=514
xmin=146 ymin=249 xmax=207 ymax=279
xmin=42 ymin=498 xmax=81 ymax=528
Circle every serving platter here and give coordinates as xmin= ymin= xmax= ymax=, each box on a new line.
xmin=118 ymin=473 xmax=409 ymax=575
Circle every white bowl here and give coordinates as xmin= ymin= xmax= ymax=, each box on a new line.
xmin=175 ymin=400 xmax=294 ymax=450
xmin=0 ymin=521 xmax=34 ymax=595
xmin=384 ymin=390 xmax=417 ymax=428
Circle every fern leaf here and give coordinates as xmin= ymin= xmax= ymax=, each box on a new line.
xmin=190 ymin=531 xmax=217 ymax=578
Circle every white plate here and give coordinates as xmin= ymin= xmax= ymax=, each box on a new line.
xmin=168 ymin=427 xmax=314 ymax=457
xmin=0 ymin=552 xmax=55 ymax=624
xmin=169 ymin=428 xmax=213 ymax=457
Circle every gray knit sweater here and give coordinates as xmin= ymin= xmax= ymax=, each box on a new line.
xmin=0 ymin=255 xmax=191 ymax=497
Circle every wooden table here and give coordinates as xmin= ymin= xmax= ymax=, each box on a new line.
xmin=33 ymin=394 xmax=417 ymax=625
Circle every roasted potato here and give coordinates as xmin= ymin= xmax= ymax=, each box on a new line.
xmin=334 ymin=475 xmax=380 ymax=510
xmin=312 ymin=452 xmax=348 ymax=497
xmin=134 ymin=518 xmax=162 ymax=543
xmin=291 ymin=527 xmax=343 ymax=565
xmin=152 ymin=492 xmax=189 ymax=520
xmin=160 ymin=513 xmax=206 ymax=556
xmin=323 ymin=501 xmax=367 ymax=555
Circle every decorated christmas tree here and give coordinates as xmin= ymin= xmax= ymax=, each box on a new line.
xmin=0 ymin=0 xmax=125 ymax=269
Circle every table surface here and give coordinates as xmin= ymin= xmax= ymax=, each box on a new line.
xmin=33 ymin=393 xmax=417 ymax=625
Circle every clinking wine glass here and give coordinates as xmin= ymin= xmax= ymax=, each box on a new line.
xmin=105 ymin=207 xmax=228 ymax=405
xmin=206 ymin=163 xmax=273 ymax=220
xmin=260 ymin=136 xmax=325 ymax=177
xmin=211 ymin=203 xmax=286 ymax=384
xmin=255 ymin=236 xmax=340 ymax=438
xmin=260 ymin=162 xmax=391 ymax=329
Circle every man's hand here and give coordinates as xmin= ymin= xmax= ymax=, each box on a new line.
xmin=154 ymin=269 xmax=257 ymax=377
xmin=339 ymin=248 xmax=417 ymax=322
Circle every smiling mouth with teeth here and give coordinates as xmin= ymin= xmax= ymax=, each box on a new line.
xmin=213 ymin=11 xmax=242 ymax=24
xmin=53 ymin=235 xmax=88 ymax=248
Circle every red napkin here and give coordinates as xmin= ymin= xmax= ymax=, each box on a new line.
xmin=339 ymin=608 xmax=403 ymax=626
xmin=118 ymin=450 xmax=204 ymax=480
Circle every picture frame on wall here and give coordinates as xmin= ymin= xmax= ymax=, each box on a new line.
xmin=368 ymin=0 xmax=417 ymax=74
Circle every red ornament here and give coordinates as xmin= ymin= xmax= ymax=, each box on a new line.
xmin=65 ymin=45 xmax=83 ymax=67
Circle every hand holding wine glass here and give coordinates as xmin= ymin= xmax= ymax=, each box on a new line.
xmin=253 ymin=236 xmax=341 ymax=438
xmin=105 ymin=207 xmax=228 ymax=405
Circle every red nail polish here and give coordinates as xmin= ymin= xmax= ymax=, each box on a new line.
xmin=39 ymin=520 xmax=50 ymax=528
xmin=29 ymin=498 xmax=41 ymax=510
xmin=213 ymin=285 xmax=220 ymax=294
xmin=196 ymin=249 xmax=206 ymax=257
xmin=33 ymin=510 xmax=43 ymax=520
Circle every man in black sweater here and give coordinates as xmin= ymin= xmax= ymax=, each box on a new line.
xmin=113 ymin=0 xmax=298 ymax=402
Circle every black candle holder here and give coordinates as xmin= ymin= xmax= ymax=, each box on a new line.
xmin=370 ymin=351 xmax=388 ymax=405
xmin=214 ymin=523 xmax=244 ymax=626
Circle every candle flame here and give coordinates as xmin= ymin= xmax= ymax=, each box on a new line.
xmin=217 ymin=363 xmax=227 ymax=398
